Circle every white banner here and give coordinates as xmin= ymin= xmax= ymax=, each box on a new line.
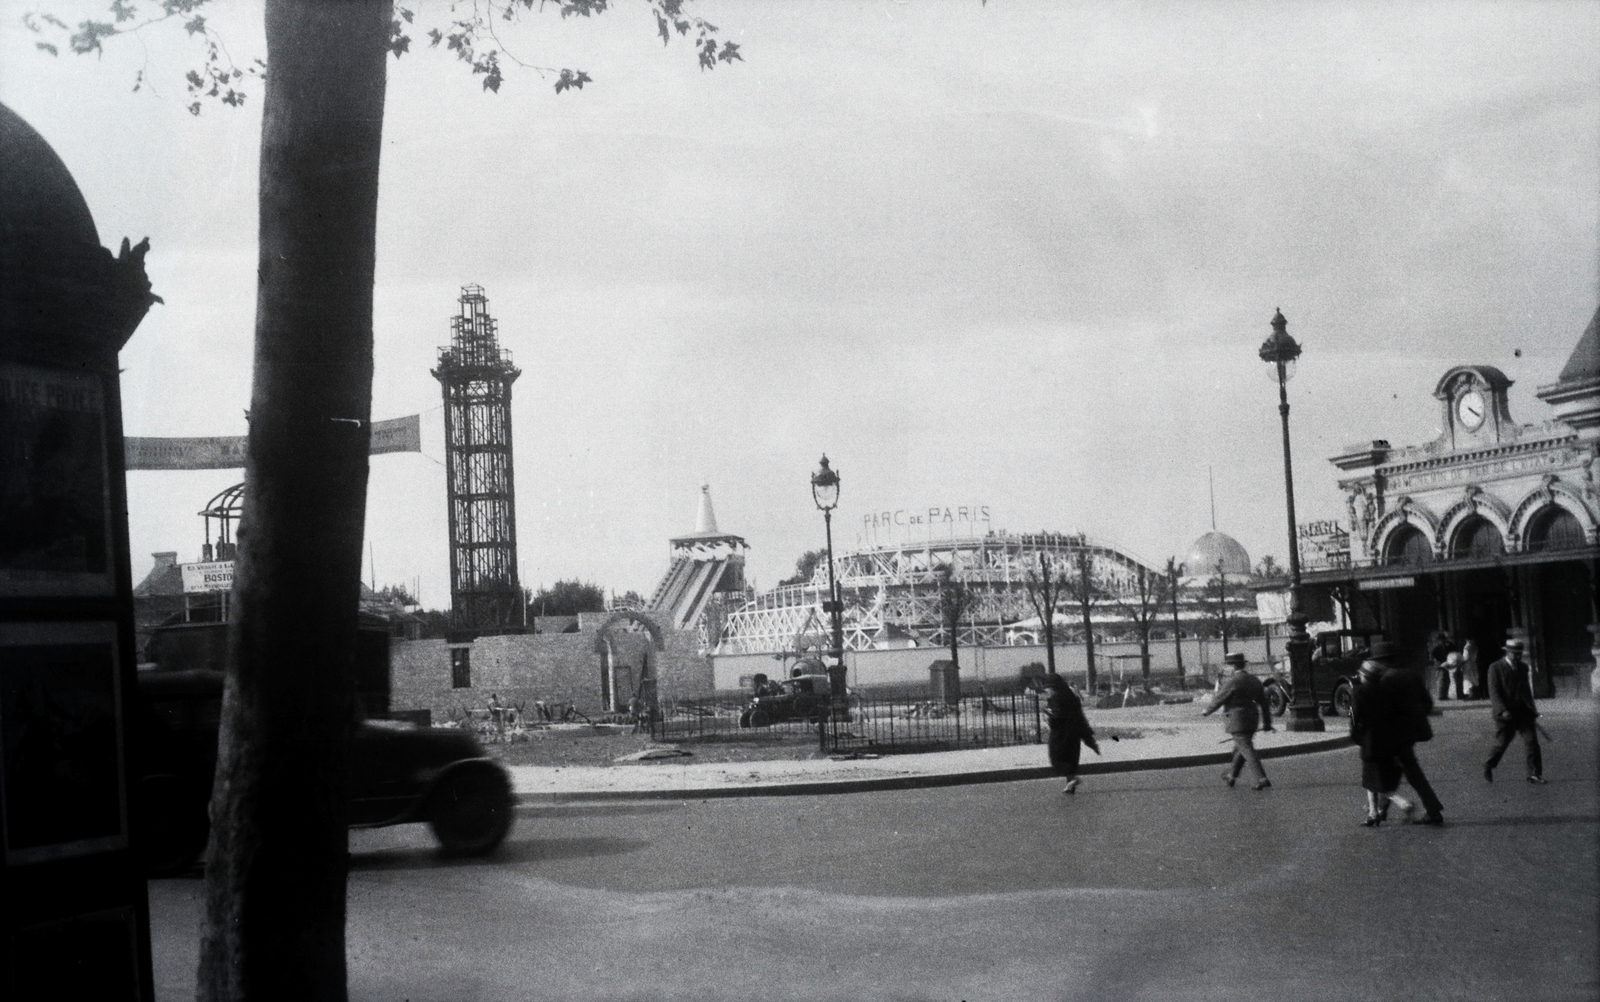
xmin=1254 ymin=590 xmax=1293 ymax=625
xmin=181 ymin=560 xmax=234 ymax=593
xmin=126 ymin=414 xmax=421 ymax=470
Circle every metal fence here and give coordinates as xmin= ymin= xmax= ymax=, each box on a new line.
xmin=647 ymin=692 xmax=1047 ymax=755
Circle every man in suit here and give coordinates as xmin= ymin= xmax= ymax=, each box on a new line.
xmin=1483 ymin=638 xmax=1546 ymax=784
xmin=1372 ymin=641 xmax=1446 ymax=825
xmin=1203 ymin=652 xmax=1274 ymax=791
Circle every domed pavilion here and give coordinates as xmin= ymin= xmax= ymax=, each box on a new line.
xmin=1185 ymin=531 xmax=1252 ymax=579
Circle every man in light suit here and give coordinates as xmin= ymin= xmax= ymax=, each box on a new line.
xmin=1203 ymin=652 xmax=1274 ymax=791
xmin=1484 ymin=638 xmax=1546 ymax=784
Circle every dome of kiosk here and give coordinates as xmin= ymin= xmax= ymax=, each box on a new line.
xmin=1185 ymin=531 xmax=1252 ymax=578
xmin=0 ymin=101 xmax=159 ymax=363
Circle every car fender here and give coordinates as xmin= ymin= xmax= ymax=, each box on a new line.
xmin=416 ymin=757 xmax=512 ymax=820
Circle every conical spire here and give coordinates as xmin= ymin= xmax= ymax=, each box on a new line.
xmin=1558 ymin=306 xmax=1600 ymax=383
xmin=694 ymin=483 xmax=719 ymax=534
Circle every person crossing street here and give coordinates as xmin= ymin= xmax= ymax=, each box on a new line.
xmin=1030 ymin=673 xmax=1099 ymax=794
xmin=1370 ymin=641 xmax=1445 ymax=825
xmin=1483 ymin=638 xmax=1547 ymax=784
xmin=1203 ymin=652 xmax=1274 ymax=791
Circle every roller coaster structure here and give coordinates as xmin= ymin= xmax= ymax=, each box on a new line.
xmin=717 ymin=530 xmax=1180 ymax=655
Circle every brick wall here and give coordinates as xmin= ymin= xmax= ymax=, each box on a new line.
xmin=389 ymin=610 xmax=713 ymax=720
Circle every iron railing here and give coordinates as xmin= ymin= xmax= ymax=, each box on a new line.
xmin=648 ymin=692 xmax=1047 ymax=755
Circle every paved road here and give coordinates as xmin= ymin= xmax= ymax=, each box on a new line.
xmin=149 ymin=704 xmax=1598 ymax=1001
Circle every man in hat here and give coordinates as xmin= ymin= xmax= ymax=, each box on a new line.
xmin=1203 ymin=652 xmax=1274 ymax=790
xmin=1483 ymin=638 xmax=1545 ymax=784
xmin=1371 ymin=641 xmax=1446 ymax=824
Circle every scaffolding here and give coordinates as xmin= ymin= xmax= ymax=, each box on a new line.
xmin=432 ymin=285 xmax=522 ymax=632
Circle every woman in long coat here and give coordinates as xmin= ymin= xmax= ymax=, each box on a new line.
xmin=1035 ymin=673 xmax=1099 ymax=794
xmin=1349 ymin=660 xmax=1414 ymax=825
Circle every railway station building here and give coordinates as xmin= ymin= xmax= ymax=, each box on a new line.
xmin=1301 ymin=308 xmax=1600 ymax=696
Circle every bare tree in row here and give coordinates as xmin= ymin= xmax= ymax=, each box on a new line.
xmin=1021 ymin=551 xmax=1067 ymax=676
xmin=1062 ymin=549 xmax=1106 ymax=694
xmin=1114 ymin=564 xmax=1166 ymax=692
xmin=936 ymin=563 xmax=975 ymax=672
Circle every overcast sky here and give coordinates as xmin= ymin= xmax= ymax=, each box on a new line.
xmin=2 ymin=1 xmax=1596 ymax=605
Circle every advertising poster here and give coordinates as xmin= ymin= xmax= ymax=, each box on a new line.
xmin=0 ymin=622 xmax=126 ymax=866
xmin=0 ymin=364 xmax=115 ymax=597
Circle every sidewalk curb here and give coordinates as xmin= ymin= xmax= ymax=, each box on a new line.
xmin=514 ymin=735 xmax=1354 ymax=804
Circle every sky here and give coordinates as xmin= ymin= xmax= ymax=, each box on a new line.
xmin=2 ymin=0 xmax=1596 ymax=607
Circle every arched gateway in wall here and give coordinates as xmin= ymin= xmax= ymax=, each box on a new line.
xmin=594 ymin=610 xmax=666 ymax=712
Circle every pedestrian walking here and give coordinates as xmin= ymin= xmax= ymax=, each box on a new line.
xmin=1461 ymin=638 xmax=1482 ymax=699
xmin=1428 ymin=631 xmax=1456 ymax=701
xmin=1203 ymin=652 xmax=1273 ymax=790
xmin=1031 ymin=673 xmax=1099 ymax=794
xmin=1483 ymin=638 xmax=1546 ymax=784
xmin=1444 ymin=651 xmax=1465 ymax=701
xmin=1371 ymin=642 xmax=1445 ymax=825
xmin=1348 ymin=658 xmax=1415 ymax=826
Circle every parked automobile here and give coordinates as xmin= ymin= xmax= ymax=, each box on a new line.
xmin=134 ymin=667 xmax=513 ymax=875
xmin=738 ymin=672 xmax=836 ymax=728
xmin=1260 ymin=629 xmax=1383 ymax=718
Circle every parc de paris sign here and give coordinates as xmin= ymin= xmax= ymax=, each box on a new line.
xmin=861 ymin=504 xmax=993 ymax=544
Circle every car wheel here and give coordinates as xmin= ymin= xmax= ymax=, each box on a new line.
xmin=738 ymin=709 xmax=752 ymax=728
xmin=137 ymin=774 xmax=209 ymax=876
xmin=429 ymin=765 xmax=513 ymax=856
xmin=1265 ymin=684 xmax=1289 ymax=719
xmin=749 ymin=709 xmax=773 ymax=728
xmin=1331 ymin=683 xmax=1353 ymax=717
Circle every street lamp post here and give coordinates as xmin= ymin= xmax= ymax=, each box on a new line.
xmin=1259 ymin=309 xmax=1324 ymax=731
xmin=811 ymin=455 xmax=848 ymax=724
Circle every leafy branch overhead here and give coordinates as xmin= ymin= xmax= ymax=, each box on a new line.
xmin=25 ymin=1 xmax=261 ymax=114
xmin=28 ymin=0 xmax=741 ymax=109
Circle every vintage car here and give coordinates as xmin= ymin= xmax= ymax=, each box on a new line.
xmin=134 ymin=667 xmax=514 ymax=875
xmin=737 ymin=671 xmax=837 ymax=728
xmin=1260 ymin=629 xmax=1383 ymax=718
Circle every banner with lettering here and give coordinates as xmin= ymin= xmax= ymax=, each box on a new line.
xmin=125 ymin=414 xmax=421 ymax=470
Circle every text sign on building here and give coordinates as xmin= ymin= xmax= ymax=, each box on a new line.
xmin=1298 ymin=519 xmax=1350 ymax=570
xmin=180 ymin=560 xmax=234 ymax=593
xmin=862 ymin=504 xmax=992 ymax=545
xmin=1358 ymin=576 xmax=1414 ymax=591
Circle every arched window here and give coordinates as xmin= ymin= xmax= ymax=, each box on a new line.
xmin=1385 ymin=524 xmax=1433 ymax=565
xmin=1451 ymin=516 xmax=1504 ymax=559
xmin=1526 ymin=507 xmax=1586 ymax=552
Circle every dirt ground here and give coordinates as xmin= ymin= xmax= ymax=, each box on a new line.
xmin=481 ymin=726 xmax=836 ymax=768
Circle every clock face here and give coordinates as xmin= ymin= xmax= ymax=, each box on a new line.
xmin=1457 ymin=389 xmax=1486 ymax=431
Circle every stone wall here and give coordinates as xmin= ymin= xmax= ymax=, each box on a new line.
xmin=389 ymin=610 xmax=714 ymax=720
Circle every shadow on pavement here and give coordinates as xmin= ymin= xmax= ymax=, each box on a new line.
xmin=348 ymin=835 xmax=649 ymax=872
xmin=1430 ymin=814 xmax=1599 ymax=828
xmin=518 ymin=802 xmax=687 ymax=819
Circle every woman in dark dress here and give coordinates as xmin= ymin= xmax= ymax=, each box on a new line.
xmin=1349 ymin=659 xmax=1414 ymax=826
xmin=1034 ymin=673 xmax=1099 ymax=794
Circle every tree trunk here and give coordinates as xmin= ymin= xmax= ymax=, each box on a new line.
xmin=198 ymin=3 xmax=390 ymax=1000
xmin=1169 ymin=564 xmax=1185 ymax=688
xmin=1081 ymin=597 xmax=1096 ymax=694
xmin=1139 ymin=632 xmax=1151 ymax=690
xmin=1042 ymin=613 xmax=1056 ymax=675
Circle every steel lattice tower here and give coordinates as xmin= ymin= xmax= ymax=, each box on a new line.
xmin=432 ymin=285 xmax=522 ymax=631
